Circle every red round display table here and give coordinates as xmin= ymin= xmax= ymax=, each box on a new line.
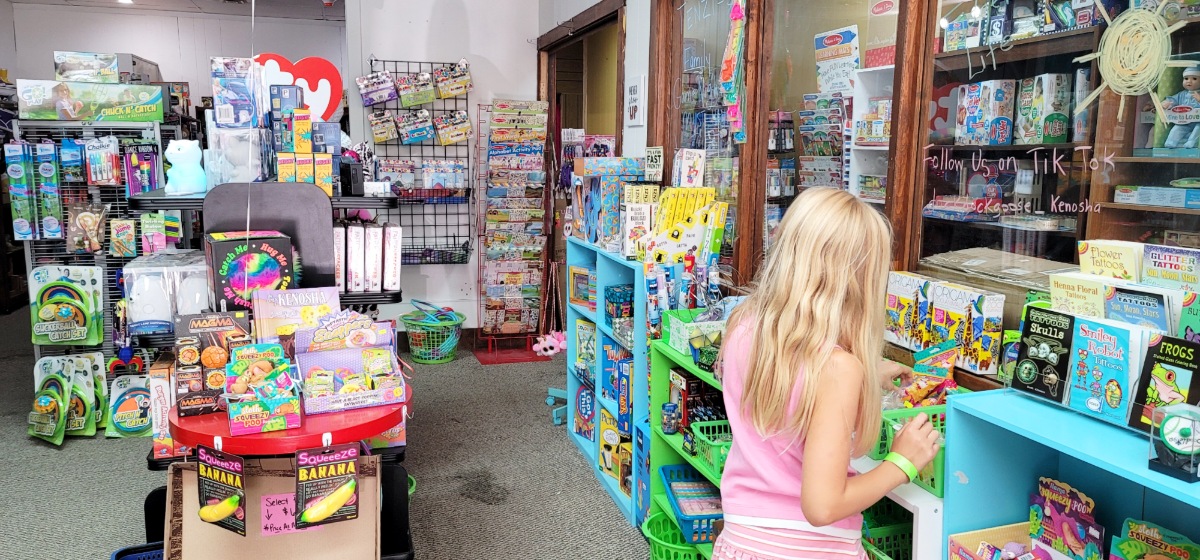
xmin=169 ymin=403 xmax=406 ymax=456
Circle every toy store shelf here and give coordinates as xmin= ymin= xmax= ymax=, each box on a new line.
xmin=933 ymin=27 xmax=1098 ymax=72
xmin=922 ymin=217 xmax=1078 ymax=237
xmin=568 ymin=301 xmax=597 ymax=322
xmin=652 ymin=340 xmax=722 ymax=392
xmin=852 ymin=144 xmax=889 ymax=151
xmin=1096 ymin=202 xmax=1200 ymax=216
xmin=566 ymin=236 xmax=597 ymax=253
xmin=950 ymin=390 xmax=1200 ymax=508
xmin=569 ymin=429 xmax=595 ymax=460
xmin=653 ymin=426 xmax=722 ymax=487
xmin=598 ymin=321 xmax=632 ymax=353
xmin=925 ymin=142 xmax=1082 ymax=153
xmin=597 ymin=393 xmax=618 ymax=416
xmin=136 ymin=333 xmax=176 ymax=349
xmin=169 ymin=403 xmax=406 ymax=456
xmin=331 ymin=196 xmax=400 ymax=209
xmin=596 ymin=467 xmax=636 ymax=522
xmin=595 ymin=248 xmax=639 ymax=269
xmin=653 ymin=493 xmax=715 ymax=559
xmin=341 ymin=290 xmax=405 ymax=305
xmin=850 ymin=456 xmax=943 ymax=514
xmin=128 ymin=191 xmax=205 ymax=211
xmin=856 ymin=64 xmax=894 ymax=75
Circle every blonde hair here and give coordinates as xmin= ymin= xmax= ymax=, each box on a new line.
xmin=725 ymin=187 xmax=891 ymax=456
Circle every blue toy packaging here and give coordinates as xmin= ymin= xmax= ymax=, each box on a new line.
xmin=210 ymin=57 xmax=262 ymax=129
xmin=4 ymin=142 xmax=37 ymax=240
xmin=34 ymin=143 xmax=63 ymax=240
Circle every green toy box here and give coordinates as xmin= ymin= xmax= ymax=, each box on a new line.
xmin=17 ymin=79 xmax=164 ymax=122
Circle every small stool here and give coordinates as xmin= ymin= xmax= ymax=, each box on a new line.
xmin=546 ymin=387 xmax=567 ymax=425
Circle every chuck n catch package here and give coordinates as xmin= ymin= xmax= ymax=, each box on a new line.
xmin=30 ymin=357 xmax=72 ymax=446
xmin=106 ymin=374 xmax=152 ymax=438
xmin=224 ymin=344 xmax=301 ymax=435
xmin=29 ymin=265 xmax=104 ymax=346
xmin=295 ymin=443 xmax=360 ymax=529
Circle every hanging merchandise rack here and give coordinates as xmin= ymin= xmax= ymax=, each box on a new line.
xmin=362 ymin=58 xmax=474 ymax=265
xmin=474 ymin=102 xmax=551 ymax=357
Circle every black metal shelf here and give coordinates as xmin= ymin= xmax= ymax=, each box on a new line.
xmin=332 ymin=196 xmax=400 ymax=209
xmin=130 ymin=191 xmax=401 ymax=211
xmin=135 ymin=332 xmax=176 ymax=349
xmin=341 ymin=290 xmax=405 ymax=305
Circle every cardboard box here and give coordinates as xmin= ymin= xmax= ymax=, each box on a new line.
xmin=313 ymin=122 xmax=342 ymax=154
xmin=165 ymin=458 xmax=381 ymax=560
xmin=1015 ymin=73 xmax=1072 ymax=144
xmin=1113 ymin=185 xmax=1200 ymax=208
xmin=149 ymin=352 xmax=189 ymax=459
xmin=276 ymin=152 xmax=296 ymax=183
xmin=203 ymin=231 xmax=294 ymax=312
xmin=268 ymin=84 xmax=303 ymax=122
xmin=16 ymin=79 xmax=164 ymax=122
xmin=53 ymin=51 xmax=119 ymax=83
xmin=296 ymin=153 xmax=314 ymax=184
xmin=292 ymin=108 xmax=313 ymax=153
xmin=957 ymin=80 xmax=1016 ymax=145
xmin=314 ymin=153 xmax=334 ymax=196
xmin=930 ymin=281 xmax=1006 ymax=375
xmin=173 ymin=311 xmax=253 ymax=416
xmin=885 ymin=272 xmax=940 ymax=351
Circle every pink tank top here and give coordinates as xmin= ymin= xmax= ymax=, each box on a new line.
xmin=718 ymin=320 xmax=863 ymax=538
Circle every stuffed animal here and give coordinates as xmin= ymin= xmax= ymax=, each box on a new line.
xmin=533 ymin=331 xmax=566 ymax=357
xmin=164 ymin=140 xmax=207 ymax=195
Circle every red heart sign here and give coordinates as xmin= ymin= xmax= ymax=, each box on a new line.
xmin=254 ymin=53 xmax=344 ymax=122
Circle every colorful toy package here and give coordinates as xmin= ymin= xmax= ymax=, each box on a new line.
xmin=250 ymin=288 xmax=341 ymax=357
xmin=224 ymin=344 xmax=301 ymax=435
xmin=885 ymin=272 xmax=938 ymax=351
xmin=149 ymin=353 xmax=187 ymax=459
xmin=295 ymin=311 xmax=406 ymax=415
xmin=396 ymin=72 xmax=435 ymax=107
xmin=1014 ymin=73 xmax=1072 ymax=145
xmin=53 ymin=51 xmax=119 ymax=83
xmin=1142 ymin=244 xmax=1200 ymax=293
xmin=433 ymin=59 xmax=473 ymax=98
xmin=354 ymin=71 xmax=399 ymax=107
xmin=29 ymin=357 xmax=72 ymax=445
xmin=16 ymin=79 xmax=164 ymax=122
xmin=65 ymin=356 xmax=97 ymax=437
xmin=173 ymin=311 xmax=252 ymax=417
xmin=28 ymin=265 xmax=104 ymax=346
xmin=1109 ymin=518 xmax=1200 ymax=560
xmin=1012 ymin=307 xmax=1076 ymax=403
xmin=1029 ymin=477 xmax=1105 ymax=560
xmin=196 ymin=445 xmax=246 ymax=535
xmin=34 ymin=142 xmax=63 ymax=239
xmin=434 ymin=110 xmax=472 ymax=145
xmin=106 ymin=374 xmax=152 ymax=438
xmin=5 ymin=142 xmax=37 ymax=240
xmin=1129 ymin=335 xmax=1200 ymax=432
xmin=203 ymin=231 xmax=294 ymax=312
xmin=295 ymin=443 xmax=360 ymax=529
xmin=930 ymin=282 xmax=1005 ymax=375
xmin=1066 ymin=317 xmax=1149 ymax=426
xmin=210 ymin=57 xmax=262 ymax=129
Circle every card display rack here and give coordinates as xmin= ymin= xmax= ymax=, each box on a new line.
xmin=475 ymin=103 xmax=549 ymax=341
xmin=361 ymin=58 xmax=474 ymax=266
xmin=15 ymin=120 xmax=172 ymax=364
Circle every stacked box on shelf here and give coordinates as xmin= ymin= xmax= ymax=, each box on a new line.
xmin=795 ymin=92 xmax=846 ymax=189
xmin=481 ymin=100 xmax=548 ymax=335
xmin=570 ymin=157 xmax=647 ymax=252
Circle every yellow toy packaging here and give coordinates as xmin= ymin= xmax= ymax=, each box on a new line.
xmin=931 ymin=282 xmax=1005 ymax=376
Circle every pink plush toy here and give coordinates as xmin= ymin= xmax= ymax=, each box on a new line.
xmin=534 ymin=331 xmax=566 ymax=356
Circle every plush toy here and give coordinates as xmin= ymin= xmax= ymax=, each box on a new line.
xmin=164 ymin=139 xmax=207 ymax=195
xmin=534 ymin=331 xmax=566 ymax=357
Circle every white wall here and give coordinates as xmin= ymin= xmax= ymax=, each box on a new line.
xmin=11 ymin=3 xmax=346 ymax=100
xmin=538 ymin=0 xmax=609 ymax=36
xmin=0 ymin=0 xmax=16 ymax=73
xmin=346 ymin=0 xmax=539 ymax=326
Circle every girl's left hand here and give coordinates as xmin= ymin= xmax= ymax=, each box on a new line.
xmin=878 ymin=359 xmax=912 ymax=390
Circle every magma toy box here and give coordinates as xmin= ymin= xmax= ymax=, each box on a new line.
xmin=203 ymin=231 xmax=294 ymax=312
xmin=17 ymin=79 xmax=164 ymax=122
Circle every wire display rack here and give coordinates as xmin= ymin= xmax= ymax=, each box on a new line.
xmin=14 ymin=120 xmax=168 ymax=365
xmin=474 ymin=103 xmax=549 ymax=346
xmin=362 ymin=58 xmax=474 ymax=265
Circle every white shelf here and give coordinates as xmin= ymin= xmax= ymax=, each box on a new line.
xmin=851 ymin=456 xmax=944 ymax=560
xmin=852 ymin=144 xmax=890 ymax=151
xmin=856 ymin=64 xmax=896 ymax=75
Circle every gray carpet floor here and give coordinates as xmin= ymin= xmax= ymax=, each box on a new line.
xmin=0 ymin=310 xmax=649 ymax=559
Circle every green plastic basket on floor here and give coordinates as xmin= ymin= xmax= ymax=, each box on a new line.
xmin=863 ymin=521 xmax=914 ymax=560
xmin=642 ymin=512 xmax=702 ymax=560
xmin=408 ymin=475 xmax=416 ymax=503
xmin=400 ymin=300 xmax=465 ymax=364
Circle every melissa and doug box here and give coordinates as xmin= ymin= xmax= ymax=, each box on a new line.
xmin=884 ymin=272 xmax=940 ymax=351
xmin=1015 ymin=73 xmax=1072 ymax=145
xmin=956 ymin=80 xmax=1016 ymax=145
xmin=224 ymin=343 xmax=301 ymax=435
xmin=173 ymin=311 xmax=252 ymax=417
xmin=203 ymin=231 xmax=295 ymax=312
xmin=930 ymin=281 xmax=1006 ymax=375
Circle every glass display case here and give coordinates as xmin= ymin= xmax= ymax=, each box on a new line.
xmin=764 ymin=0 xmax=900 ymax=250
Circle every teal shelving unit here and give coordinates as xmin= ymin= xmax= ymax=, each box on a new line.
xmin=565 ymin=236 xmax=650 ymax=526
xmin=945 ymin=390 xmax=1200 ymax=558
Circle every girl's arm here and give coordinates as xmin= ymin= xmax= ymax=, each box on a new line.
xmin=800 ymin=351 xmax=936 ymax=526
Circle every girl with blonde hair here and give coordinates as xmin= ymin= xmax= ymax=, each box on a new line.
xmin=713 ymin=187 xmax=940 ymax=559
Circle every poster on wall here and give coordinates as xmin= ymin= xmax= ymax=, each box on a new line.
xmin=626 ymin=75 xmax=647 ymax=128
xmin=254 ymin=53 xmax=344 ymax=123
xmin=815 ymin=25 xmax=861 ymax=94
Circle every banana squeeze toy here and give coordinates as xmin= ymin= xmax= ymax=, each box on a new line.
xmin=300 ymin=479 xmax=356 ymax=524
xmin=198 ymin=494 xmax=241 ymax=523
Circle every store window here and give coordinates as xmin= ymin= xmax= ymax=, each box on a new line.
xmin=679 ymin=0 xmax=743 ymax=271
xmin=764 ymin=0 xmax=899 ymax=249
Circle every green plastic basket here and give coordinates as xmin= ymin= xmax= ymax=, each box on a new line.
xmin=641 ymin=512 xmax=702 ymax=560
xmin=863 ymin=522 xmax=913 ymax=560
xmin=400 ymin=300 xmax=465 ymax=364
xmin=868 ymin=389 xmax=969 ymax=498
xmin=407 ymin=475 xmax=416 ymax=503
xmin=863 ymin=498 xmax=911 ymax=529
xmin=692 ymin=421 xmax=732 ymax=475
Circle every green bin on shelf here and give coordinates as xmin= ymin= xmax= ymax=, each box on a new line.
xmin=642 ymin=512 xmax=702 ymax=560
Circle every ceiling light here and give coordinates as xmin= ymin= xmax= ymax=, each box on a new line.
xmin=118 ymin=0 xmax=134 ymax=4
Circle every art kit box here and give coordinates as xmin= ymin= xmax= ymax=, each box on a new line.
xmin=1066 ymin=316 xmax=1148 ymax=426
xmin=203 ymin=231 xmax=295 ymax=312
xmin=223 ymin=344 xmax=301 ymax=435
xmin=930 ymin=282 xmax=1005 ymax=375
xmin=956 ymin=80 xmax=1016 ymax=145
xmin=1078 ymin=240 xmax=1143 ymax=281
xmin=53 ymin=51 xmax=119 ymax=83
xmin=251 ymin=287 xmax=341 ymax=357
xmin=173 ymin=311 xmax=253 ymax=417
xmin=1014 ymin=73 xmax=1072 ymax=144
xmin=885 ymin=272 xmax=939 ymax=351
xmin=16 ymin=79 xmax=164 ymax=122
xmin=1142 ymin=244 xmax=1200 ymax=293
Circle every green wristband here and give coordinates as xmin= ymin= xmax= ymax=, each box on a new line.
xmin=884 ymin=452 xmax=919 ymax=482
